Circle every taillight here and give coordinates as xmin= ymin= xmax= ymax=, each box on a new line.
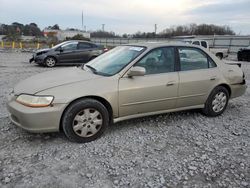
xmin=103 ymin=48 xmax=109 ymax=52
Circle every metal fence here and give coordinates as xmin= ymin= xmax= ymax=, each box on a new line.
xmin=91 ymin=35 xmax=250 ymax=54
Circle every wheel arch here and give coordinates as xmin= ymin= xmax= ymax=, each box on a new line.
xmin=215 ymin=83 xmax=231 ymax=97
xmin=59 ymin=96 xmax=113 ymax=131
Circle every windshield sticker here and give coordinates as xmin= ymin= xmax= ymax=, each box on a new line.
xmin=129 ymin=47 xmax=144 ymax=51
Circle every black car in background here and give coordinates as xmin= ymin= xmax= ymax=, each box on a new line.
xmin=238 ymin=46 xmax=250 ymax=62
xmin=30 ymin=40 xmax=108 ymax=67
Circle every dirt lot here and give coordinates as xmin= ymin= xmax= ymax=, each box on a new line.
xmin=0 ymin=51 xmax=249 ymax=188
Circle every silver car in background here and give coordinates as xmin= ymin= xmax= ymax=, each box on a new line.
xmin=7 ymin=42 xmax=247 ymax=143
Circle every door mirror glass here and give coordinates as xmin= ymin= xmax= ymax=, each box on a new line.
xmin=127 ymin=66 xmax=146 ymax=77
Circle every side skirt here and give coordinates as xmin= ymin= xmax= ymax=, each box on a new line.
xmin=113 ymin=105 xmax=204 ymax=123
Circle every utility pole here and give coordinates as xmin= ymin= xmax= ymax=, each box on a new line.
xmin=154 ymin=24 xmax=157 ymax=35
xmin=102 ymin=24 xmax=105 ymax=32
xmin=82 ymin=10 xmax=84 ymax=31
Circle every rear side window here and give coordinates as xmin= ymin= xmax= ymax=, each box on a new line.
xmin=201 ymin=41 xmax=208 ymax=48
xmin=78 ymin=43 xmax=93 ymax=49
xmin=208 ymin=58 xmax=217 ymax=68
xmin=178 ymin=47 xmax=211 ymax=71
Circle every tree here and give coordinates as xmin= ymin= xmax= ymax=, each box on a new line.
xmin=158 ymin=24 xmax=235 ymax=37
xmin=0 ymin=22 xmax=43 ymax=37
xmin=51 ymin=24 xmax=60 ymax=30
xmin=90 ymin=30 xmax=118 ymax=38
xmin=65 ymin=34 xmax=90 ymax=41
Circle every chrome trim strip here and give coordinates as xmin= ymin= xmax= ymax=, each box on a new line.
xmin=121 ymin=96 xmax=178 ymax=106
xmin=121 ymin=93 xmax=205 ymax=107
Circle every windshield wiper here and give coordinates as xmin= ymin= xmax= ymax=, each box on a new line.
xmin=84 ymin=64 xmax=97 ymax=73
xmin=82 ymin=64 xmax=111 ymax=76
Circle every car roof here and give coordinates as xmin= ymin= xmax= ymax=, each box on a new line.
xmin=123 ymin=41 xmax=200 ymax=49
xmin=64 ymin=40 xmax=94 ymax=44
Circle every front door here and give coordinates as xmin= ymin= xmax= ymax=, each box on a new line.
xmin=118 ymin=47 xmax=179 ymax=117
xmin=58 ymin=42 xmax=79 ymax=63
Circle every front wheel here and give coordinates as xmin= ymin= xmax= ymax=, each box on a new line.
xmin=62 ymin=99 xmax=109 ymax=143
xmin=202 ymin=86 xmax=229 ymax=117
xmin=45 ymin=57 xmax=56 ymax=67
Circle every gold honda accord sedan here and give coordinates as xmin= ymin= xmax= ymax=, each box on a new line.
xmin=7 ymin=43 xmax=247 ymax=142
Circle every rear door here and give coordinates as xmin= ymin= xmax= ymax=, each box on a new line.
xmin=77 ymin=42 xmax=95 ymax=63
xmin=176 ymin=47 xmax=220 ymax=108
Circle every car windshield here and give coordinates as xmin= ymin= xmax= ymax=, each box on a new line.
xmin=84 ymin=46 xmax=146 ymax=76
xmin=51 ymin=41 xmax=71 ymax=49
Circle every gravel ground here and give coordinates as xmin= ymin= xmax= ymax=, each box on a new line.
xmin=0 ymin=51 xmax=249 ymax=188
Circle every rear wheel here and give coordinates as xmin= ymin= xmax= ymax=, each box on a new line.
xmin=62 ymin=99 xmax=109 ymax=143
xmin=202 ymin=86 xmax=229 ymax=117
xmin=45 ymin=57 xmax=56 ymax=67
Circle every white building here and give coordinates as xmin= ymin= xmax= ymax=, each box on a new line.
xmin=43 ymin=29 xmax=90 ymax=40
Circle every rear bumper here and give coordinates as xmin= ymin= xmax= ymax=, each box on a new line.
xmin=230 ymin=82 xmax=247 ymax=99
xmin=7 ymin=100 xmax=66 ymax=133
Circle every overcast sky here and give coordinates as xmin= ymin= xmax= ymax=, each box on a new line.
xmin=1 ymin=0 xmax=250 ymax=34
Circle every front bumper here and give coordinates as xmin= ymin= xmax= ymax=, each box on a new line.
xmin=30 ymin=54 xmax=45 ymax=64
xmin=7 ymin=99 xmax=67 ymax=133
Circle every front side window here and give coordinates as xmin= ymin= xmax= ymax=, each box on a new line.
xmin=135 ymin=47 xmax=175 ymax=75
xmin=178 ymin=47 xmax=209 ymax=71
xmin=61 ymin=42 xmax=78 ymax=51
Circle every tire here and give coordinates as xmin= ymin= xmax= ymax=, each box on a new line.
xmin=89 ymin=56 xmax=97 ymax=61
xmin=62 ymin=99 xmax=109 ymax=143
xmin=202 ymin=86 xmax=229 ymax=117
xmin=216 ymin=53 xmax=223 ymax=60
xmin=45 ymin=57 xmax=56 ymax=67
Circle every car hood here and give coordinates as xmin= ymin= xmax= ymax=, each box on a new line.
xmin=35 ymin=48 xmax=50 ymax=55
xmin=14 ymin=67 xmax=101 ymax=94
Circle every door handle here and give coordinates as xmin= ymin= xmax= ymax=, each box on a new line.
xmin=210 ymin=76 xmax=217 ymax=81
xmin=166 ymin=81 xmax=175 ymax=86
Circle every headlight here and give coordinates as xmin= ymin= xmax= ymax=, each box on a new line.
xmin=16 ymin=94 xmax=54 ymax=107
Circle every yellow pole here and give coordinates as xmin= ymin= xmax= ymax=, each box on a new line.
xmin=19 ymin=42 xmax=23 ymax=49
xmin=37 ymin=43 xmax=40 ymax=49
xmin=1 ymin=41 xmax=3 ymax=48
xmin=12 ymin=42 xmax=15 ymax=49
xmin=51 ymin=44 xmax=54 ymax=48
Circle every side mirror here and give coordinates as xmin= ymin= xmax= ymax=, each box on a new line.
xmin=127 ymin=66 xmax=146 ymax=77
xmin=60 ymin=47 xmax=63 ymax=52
